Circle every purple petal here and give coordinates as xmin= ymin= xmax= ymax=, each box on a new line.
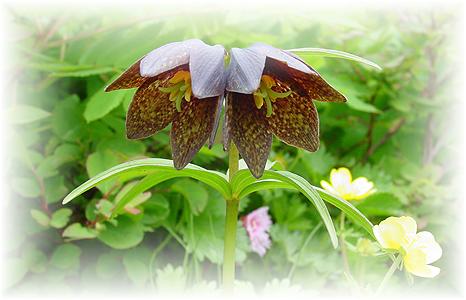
xmin=140 ymin=40 xmax=198 ymax=77
xmin=190 ymin=44 xmax=226 ymax=98
xmin=140 ymin=39 xmax=226 ymax=98
xmin=226 ymin=48 xmax=266 ymax=94
xmin=249 ymin=43 xmax=315 ymax=75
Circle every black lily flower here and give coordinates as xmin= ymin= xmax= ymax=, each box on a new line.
xmin=224 ymin=43 xmax=346 ymax=178
xmin=106 ymin=39 xmax=226 ymax=169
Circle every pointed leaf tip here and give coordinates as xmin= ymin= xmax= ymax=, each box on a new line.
xmin=287 ymin=48 xmax=382 ymax=71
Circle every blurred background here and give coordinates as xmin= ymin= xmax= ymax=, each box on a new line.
xmin=2 ymin=1 xmax=464 ymax=297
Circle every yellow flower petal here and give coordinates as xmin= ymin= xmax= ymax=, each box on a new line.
xmin=350 ymin=177 xmax=375 ymax=199
xmin=330 ymin=168 xmax=352 ymax=198
xmin=373 ymin=216 xmax=416 ymax=250
xmin=409 ymin=231 xmax=442 ymax=264
xmin=403 ymin=248 xmax=440 ymax=278
xmin=320 ymin=180 xmax=338 ymax=196
xmin=396 ymin=216 xmax=417 ymax=241
xmin=373 ymin=222 xmax=404 ymax=250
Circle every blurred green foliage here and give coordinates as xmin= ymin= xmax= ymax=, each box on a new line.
xmin=4 ymin=5 xmax=462 ymax=296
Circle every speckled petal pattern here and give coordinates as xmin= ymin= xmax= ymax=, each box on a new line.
xmin=125 ymin=67 xmax=187 ymax=139
xmin=228 ymin=92 xmax=272 ymax=178
xmin=171 ymin=97 xmax=219 ymax=169
xmin=267 ymin=79 xmax=320 ymax=152
xmin=105 ymin=59 xmax=146 ymax=91
xmin=264 ymin=57 xmax=346 ymax=102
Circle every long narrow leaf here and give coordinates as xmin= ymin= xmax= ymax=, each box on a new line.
xmin=112 ymin=171 xmax=180 ymax=216
xmin=263 ymin=171 xmax=338 ymax=248
xmin=316 ymin=187 xmax=374 ymax=238
xmin=237 ymin=179 xmax=291 ymax=199
xmin=63 ymin=158 xmax=231 ymax=204
xmin=288 ymin=48 xmax=382 ymax=70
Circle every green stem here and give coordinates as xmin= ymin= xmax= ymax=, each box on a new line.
xmin=228 ymin=143 xmax=239 ymax=182
xmin=376 ymin=254 xmax=402 ymax=295
xmin=287 ymin=222 xmax=322 ymax=279
xmin=339 ymin=213 xmax=352 ymax=277
xmin=149 ymin=234 xmax=172 ymax=290
xmin=223 ymin=142 xmax=240 ymax=293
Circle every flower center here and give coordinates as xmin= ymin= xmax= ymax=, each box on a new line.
xmin=159 ymin=70 xmax=192 ymax=112
xmin=253 ymin=75 xmax=291 ymax=117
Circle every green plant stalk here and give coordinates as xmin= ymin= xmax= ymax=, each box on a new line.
xmin=223 ymin=143 xmax=240 ymax=293
xmin=339 ymin=213 xmax=352 ymax=277
xmin=376 ymin=254 xmax=402 ymax=295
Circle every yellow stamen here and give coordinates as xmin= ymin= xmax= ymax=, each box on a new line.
xmin=254 ymin=93 xmax=264 ymax=109
xmin=261 ymin=75 xmax=275 ymax=89
xmin=159 ymin=70 xmax=192 ymax=112
xmin=254 ymin=75 xmax=291 ymax=117
xmin=169 ymin=70 xmax=191 ymax=84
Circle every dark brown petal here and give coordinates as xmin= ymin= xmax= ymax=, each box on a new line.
xmin=222 ymin=92 xmax=232 ymax=151
xmin=171 ymin=97 xmax=219 ymax=169
xmin=105 ymin=59 xmax=146 ymax=92
xmin=264 ymin=57 xmax=347 ymax=103
xmin=228 ymin=92 xmax=272 ymax=178
xmin=208 ymin=95 xmax=224 ymax=148
xmin=125 ymin=71 xmax=180 ymax=139
xmin=267 ymin=81 xmax=320 ymax=152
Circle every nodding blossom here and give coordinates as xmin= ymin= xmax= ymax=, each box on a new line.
xmin=224 ymin=43 xmax=346 ymax=178
xmin=106 ymin=39 xmax=226 ymax=169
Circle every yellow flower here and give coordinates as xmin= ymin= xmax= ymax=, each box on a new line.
xmin=373 ymin=216 xmax=442 ymax=278
xmin=320 ymin=167 xmax=375 ymax=201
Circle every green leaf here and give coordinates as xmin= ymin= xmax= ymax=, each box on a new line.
xmin=288 ymin=48 xmax=382 ymax=70
xmin=262 ymin=171 xmax=338 ymax=248
xmin=346 ymin=95 xmax=381 ymax=114
xmin=97 ymin=215 xmax=145 ymax=249
xmin=237 ymin=179 xmax=290 ymax=199
xmin=50 ymin=244 xmax=81 ymax=270
xmin=63 ymin=223 xmax=98 ymax=241
xmin=141 ymin=194 xmax=170 ymax=226
xmin=11 ymin=177 xmax=41 ymax=198
xmin=63 ymin=158 xmax=231 ymax=205
xmin=112 ymin=172 xmax=178 ymax=216
xmin=316 ymin=188 xmax=374 ymax=238
xmin=49 ymin=208 xmax=73 ymax=229
xmin=51 ymin=95 xmax=86 ymax=141
xmin=356 ymin=192 xmax=402 ymax=216
xmin=44 ymin=175 xmax=68 ymax=204
xmin=86 ymin=150 xmax=121 ymax=193
xmin=172 ymin=179 xmax=209 ymax=215
xmin=30 ymin=209 xmax=50 ymax=227
xmin=6 ymin=105 xmax=50 ymax=125
xmin=84 ymin=87 xmax=132 ymax=122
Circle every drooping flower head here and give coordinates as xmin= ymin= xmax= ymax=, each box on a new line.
xmin=242 ymin=206 xmax=272 ymax=256
xmin=373 ymin=216 xmax=442 ymax=278
xmin=224 ymin=43 xmax=346 ymax=178
xmin=106 ymin=39 xmax=226 ymax=169
xmin=320 ymin=167 xmax=375 ymax=201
